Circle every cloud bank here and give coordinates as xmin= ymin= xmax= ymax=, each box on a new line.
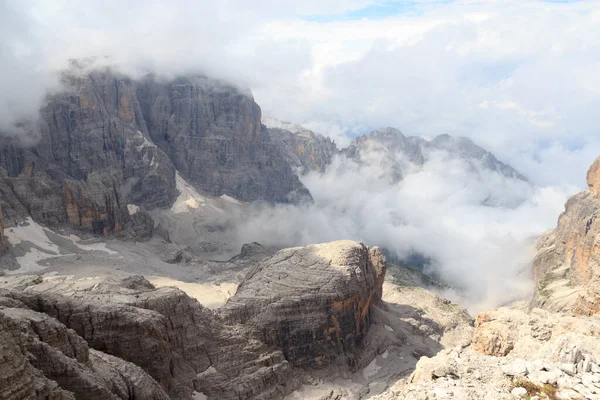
xmin=233 ymin=145 xmax=573 ymax=312
xmin=1 ymin=1 xmax=599 ymax=185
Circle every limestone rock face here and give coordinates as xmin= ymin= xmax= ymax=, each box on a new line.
xmin=267 ymin=127 xmax=337 ymax=174
xmin=0 ymin=66 xmax=311 ymax=238
xmin=0 ymin=67 xmax=177 ymax=237
xmin=0 ymin=274 xmax=296 ymax=400
xmin=0 ymin=295 xmax=169 ymax=400
xmin=137 ymin=76 xmax=311 ymax=203
xmin=223 ymin=240 xmax=386 ymax=368
xmin=532 ymin=156 xmax=600 ymax=316
xmin=0 ymin=202 xmax=6 ymax=254
xmin=587 ymin=156 xmax=600 ymax=195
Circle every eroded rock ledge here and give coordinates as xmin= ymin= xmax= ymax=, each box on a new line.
xmin=0 ymin=240 xmax=385 ymax=400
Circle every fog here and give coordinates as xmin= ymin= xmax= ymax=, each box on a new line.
xmin=233 ymin=142 xmax=575 ymax=312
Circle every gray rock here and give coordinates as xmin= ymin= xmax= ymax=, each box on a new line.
xmin=267 ymin=126 xmax=337 ymax=174
xmin=223 ymin=240 xmax=386 ymax=368
xmin=502 ymin=359 xmax=528 ymax=376
xmin=559 ymin=363 xmax=577 ymax=376
xmin=511 ymin=387 xmax=528 ymax=398
xmin=531 ymin=155 xmax=600 ymax=316
xmin=137 ymin=75 xmax=311 ymax=204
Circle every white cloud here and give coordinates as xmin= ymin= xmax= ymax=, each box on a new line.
xmin=2 ymin=1 xmax=598 ymax=184
xmin=232 ymin=147 xmax=573 ymax=312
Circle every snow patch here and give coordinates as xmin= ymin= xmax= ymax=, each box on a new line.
xmin=5 ymin=217 xmax=59 ymax=253
xmin=63 ymin=234 xmax=118 ymax=255
xmin=4 ymin=218 xmax=61 ymax=272
xmin=127 ymin=204 xmax=140 ymax=215
xmin=172 ymin=172 xmax=222 ymax=213
xmin=220 ymin=194 xmax=242 ymax=205
xmin=191 ymin=392 xmax=208 ymax=400
xmin=384 ymin=324 xmax=394 ymax=332
xmin=136 ymin=131 xmax=156 ymax=150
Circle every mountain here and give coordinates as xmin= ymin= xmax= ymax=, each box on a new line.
xmin=0 ymin=65 xmax=310 ymax=239
xmin=345 ymin=127 xmax=526 ymax=182
xmin=532 ymin=156 xmax=600 ymax=316
xmin=263 ymin=118 xmax=337 ymax=174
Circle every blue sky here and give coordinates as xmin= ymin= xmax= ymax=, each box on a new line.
xmin=304 ymin=0 xmax=583 ymax=22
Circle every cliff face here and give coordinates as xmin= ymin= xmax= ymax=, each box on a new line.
xmin=0 ymin=202 xmax=6 ymax=254
xmin=0 ymin=67 xmax=310 ymax=237
xmin=223 ymin=240 xmax=386 ymax=368
xmin=137 ymin=76 xmax=311 ymax=203
xmin=532 ymin=155 xmax=600 ymax=316
xmin=267 ymin=127 xmax=337 ymax=174
xmin=0 ymin=68 xmax=176 ymax=237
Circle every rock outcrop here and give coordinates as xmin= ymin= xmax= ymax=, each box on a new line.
xmin=373 ymin=303 xmax=600 ymax=400
xmin=0 ymin=240 xmax=388 ymax=399
xmin=532 ymin=155 xmax=600 ymax=316
xmin=0 ymin=202 xmax=6 ymax=254
xmin=223 ymin=240 xmax=387 ymax=368
xmin=137 ymin=76 xmax=310 ymax=203
xmin=0 ymin=274 xmax=295 ymax=400
xmin=588 ymin=156 xmax=600 ymax=195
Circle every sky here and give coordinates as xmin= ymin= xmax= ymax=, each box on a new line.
xmin=1 ymin=0 xmax=599 ymax=189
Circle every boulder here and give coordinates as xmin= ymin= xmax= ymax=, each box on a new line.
xmin=223 ymin=240 xmax=386 ymax=368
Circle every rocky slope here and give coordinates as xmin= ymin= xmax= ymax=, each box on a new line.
xmin=0 ymin=64 xmax=310 ymax=241
xmin=0 ymin=240 xmax=390 ymax=400
xmin=532 ymin=155 xmax=600 ymax=316
xmin=372 ymin=302 xmax=600 ymax=400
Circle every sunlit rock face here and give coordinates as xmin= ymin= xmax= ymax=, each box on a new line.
xmin=587 ymin=156 xmax=600 ymax=196
xmin=532 ymin=155 xmax=600 ymax=316
xmin=223 ymin=240 xmax=386 ymax=368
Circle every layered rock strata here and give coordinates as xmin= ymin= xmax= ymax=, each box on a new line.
xmin=0 ymin=240 xmax=385 ymax=399
xmin=223 ymin=240 xmax=386 ymax=368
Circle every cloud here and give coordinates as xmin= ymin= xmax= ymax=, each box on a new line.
xmin=2 ymin=1 xmax=599 ymax=184
xmin=232 ymin=146 xmax=573 ymax=312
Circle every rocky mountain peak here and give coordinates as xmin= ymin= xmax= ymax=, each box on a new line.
xmin=587 ymin=155 xmax=600 ymax=195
